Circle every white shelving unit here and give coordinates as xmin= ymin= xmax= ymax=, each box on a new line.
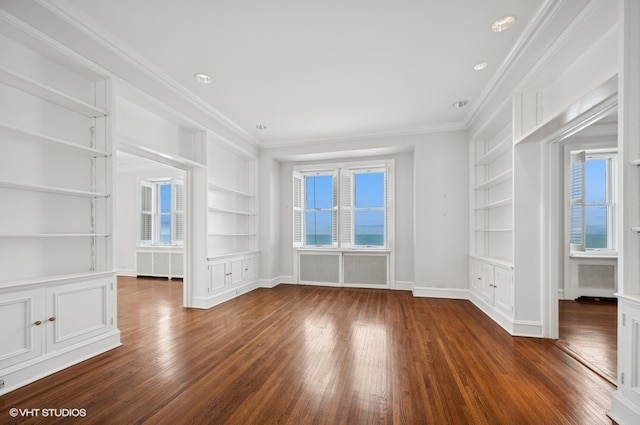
xmin=0 ymin=28 xmax=118 ymax=395
xmin=469 ymin=123 xmax=515 ymax=333
xmin=203 ymin=143 xmax=259 ymax=307
xmin=472 ymin=130 xmax=514 ymax=263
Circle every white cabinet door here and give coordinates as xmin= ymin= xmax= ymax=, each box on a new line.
xmin=46 ymin=277 xmax=114 ymax=352
xmin=469 ymin=259 xmax=483 ymax=295
xmin=494 ymin=266 xmax=513 ymax=317
xmin=480 ymin=263 xmax=495 ymax=305
xmin=209 ymin=260 xmax=228 ymax=291
xmin=229 ymin=257 xmax=244 ymax=286
xmin=244 ymin=255 xmax=259 ymax=281
xmin=0 ymin=288 xmax=44 ymax=370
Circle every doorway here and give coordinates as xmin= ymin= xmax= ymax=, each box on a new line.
xmin=115 ymin=151 xmax=187 ymax=301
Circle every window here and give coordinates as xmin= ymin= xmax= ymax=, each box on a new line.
xmin=569 ymin=150 xmax=617 ymax=251
xmin=140 ymin=178 xmax=184 ymax=246
xmin=293 ymin=163 xmax=390 ymax=249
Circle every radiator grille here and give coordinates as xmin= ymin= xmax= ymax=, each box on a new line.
xmin=578 ymin=264 xmax=615 ymax=289
xmin=299 ymin=253 xmax=340 ymax=283
xmin=343 ymin=254 xmax=388 ymax=285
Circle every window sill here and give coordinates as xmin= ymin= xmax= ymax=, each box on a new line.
xmin=137 ymin=244 xmax=184 ymax=250
xmin=296 ymin=247 xmax=391 ymax=253
xmin=570 ymin=251 xmax=617 ymax=259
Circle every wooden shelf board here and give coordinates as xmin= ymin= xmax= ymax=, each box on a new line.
xmin=0 ymin=179 xmax=109 ymax=198
xmin=475 ymin=198 xmax=513 ymax=210
xmin=476 ymin=135 xmax=511 ymax=165
xmin=474 ymin=169 xmax=513 ymax=190
xmin=0 ymin=66 xmax=107 ymax=117
xmin=208 ymin=207 xmax=255 ymax=216
xmin=208 ymin=183 xmax=254 ymax=198
xmin=0 ymin=123 xmax=110 ymax=157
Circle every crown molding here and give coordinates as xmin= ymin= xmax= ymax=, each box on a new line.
xmin=465 ymin=0 xmax=564 ymax=135
xmin=34 ymin=0 xmax=259 ymax=147
xmin=259 ymin=121 xmax=467 ymax=150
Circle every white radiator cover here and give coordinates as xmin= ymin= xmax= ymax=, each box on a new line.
xmin=298 ymin=251 xmax=389 ymax=288
xmin=136 ymin=250 xmax=183 ymax=279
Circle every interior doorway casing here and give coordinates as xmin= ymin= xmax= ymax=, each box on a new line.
xmin=524 ymin=77 xmax=619 ymax=338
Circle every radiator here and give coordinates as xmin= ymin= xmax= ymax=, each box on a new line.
xmin=299 ymin=252 xmax=340 ymax=284
xmin=578 ymin=264 xmax=615 ymax=290
xmin=136 ymin=250 xmax=183 ymax=279
xmin=343 ymin=254 xmax=388 ymax=286
xmin=298 ymin=252 xmax=389 ymax=287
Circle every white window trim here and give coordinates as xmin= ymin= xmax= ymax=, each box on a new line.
xmin=139 ymin=177 xmax=184 ymax=247
xmin=293 ymin=159 xmax=394 ymax=251
xmin=567 ymin=148 xmax=617 ymax=255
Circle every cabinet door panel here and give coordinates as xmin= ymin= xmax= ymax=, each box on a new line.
xmin=230 ymin=257 xmax=244 ymax=286
xmin=46 ymin=278 xmax=113 ymax=351
xmin=0 ymin=288 xmax=44 ymax=369
xmin=209 ymin=260 xmax=228 ymax=291
xmin=481 ymin=263 xmax=495 ymax=305
xmin=469 ymin=260 xmax=483 ymax=294
xmin=494 ymin=266 xmax=513 ymax=317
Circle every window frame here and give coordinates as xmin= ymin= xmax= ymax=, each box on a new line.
xmin=568 ymin=149 xmax=617 ymax=253
xmin=139 ymin=177 xmax=184 ymax=247
xmin=293 ymin=160 xmax=393 ymax=251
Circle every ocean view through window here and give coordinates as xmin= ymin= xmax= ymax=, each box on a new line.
xmin=569 ymin=150 xmax=616 ymax=252
xmin=293 ymin=161 xmax=392 ymax=250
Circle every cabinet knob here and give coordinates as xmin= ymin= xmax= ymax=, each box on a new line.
xmin=48 ymin=317 xmax=56 ymax=322
xmin=33 ymin=320 xmax=42 ymax=326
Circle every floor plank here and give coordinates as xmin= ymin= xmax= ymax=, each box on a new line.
xmin=0 ymin=278 xmax=615 ymax=424
xmin=557 ymin=298 xmax=617 ymax=384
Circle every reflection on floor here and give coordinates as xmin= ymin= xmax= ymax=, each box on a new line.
xmin=556 ymin=298 xmax=617 ymax=385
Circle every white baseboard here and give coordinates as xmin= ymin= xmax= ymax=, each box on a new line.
xmin=0 ymin=330 xmax=121 ymax=396
xmin=190 ymin=279 xmax=260 ymax=309
xmin=394 ymin=281 xmax=414 ymax=291
xmin=259 ymin=275 xmax=294 ymax=288
xmin=610 ymin=390 xmax=640 ymax=425
xmin=412 ymin=286 xmax=470 ymax=299
xmin=117 ymin=269 xmax=136 ymax=277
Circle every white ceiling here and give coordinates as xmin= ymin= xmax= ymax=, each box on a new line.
xmin=59 ymin=0 xmax=544 ymax=146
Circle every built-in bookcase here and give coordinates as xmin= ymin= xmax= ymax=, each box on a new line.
xmin=0 ymin=33 xmax=112 ymax=286
xmin=472 ymin=124 xmax=514 ymax=264
xmin=207 ymin=144 xmax=258 ymax=258
xmin=0 ymin=27 xmax=118 ymax=395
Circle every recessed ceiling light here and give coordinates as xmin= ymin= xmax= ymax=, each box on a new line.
xmin=256 ymin=124 xmax=267 ymax=130
xmin=452 ymin=100 xmax=468 ymax=108
xmin=194 ymin=73 xmax=212 ymax=84
xmin=491 ymin=15 xmax=516 ymax=32
xmin=474 ymin=61 xmax=488 ymax=71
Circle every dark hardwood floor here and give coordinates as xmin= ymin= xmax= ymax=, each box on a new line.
xmin=556 ymin=298 xmax=617 ymax=385
xmin=0 ymin=277 xmax=615 ymax=424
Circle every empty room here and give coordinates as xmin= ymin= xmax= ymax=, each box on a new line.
xmin=1 ymin=0 xmax=639 ymax=423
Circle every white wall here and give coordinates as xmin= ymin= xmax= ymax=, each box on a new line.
xmin=260 ymin=129 xmax=467 ymax=292
xmin=414 ymin=131 xmax=469 ymax=292
xmin=115 ymin=154 xmax=184 ymax=275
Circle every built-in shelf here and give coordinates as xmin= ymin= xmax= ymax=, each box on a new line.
xmin=474 ymin=169 xmax=513 ymax=190
xmin=476 ymin=135 xmax=511 ymax=165
xmin=208 ymin=183 xmax=254 ymax=198
xmin=469 ymin=255 xmax=514 ymax=269
xmin=0 ymin=66 xmax=107 ymax=118
xmin=631 ymin=159 xmax=640 ymax=166
xmin=208 ymin=207 xmax=255 ymax=215
xmin=0 ymin=179 xmax=109 ymax=198
xmin=0 ymin=233 xmax=110 ymax=238
xmin=207 ymin=250 xmax=259 ymax=261
xmin=0 ymin=270 xmax=115 ymax=290
xmin=0 ymin=123 xmax=110 ymax=157
xmin=631 ymin=227 xmax=640 ymax=232
xmin=475 ymin=198 xmax=513 ymax=210
xmin=208 ymin=233 xmax=256 ymax=237
xmin=475 ymin=228 xmax=513 ymax=232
